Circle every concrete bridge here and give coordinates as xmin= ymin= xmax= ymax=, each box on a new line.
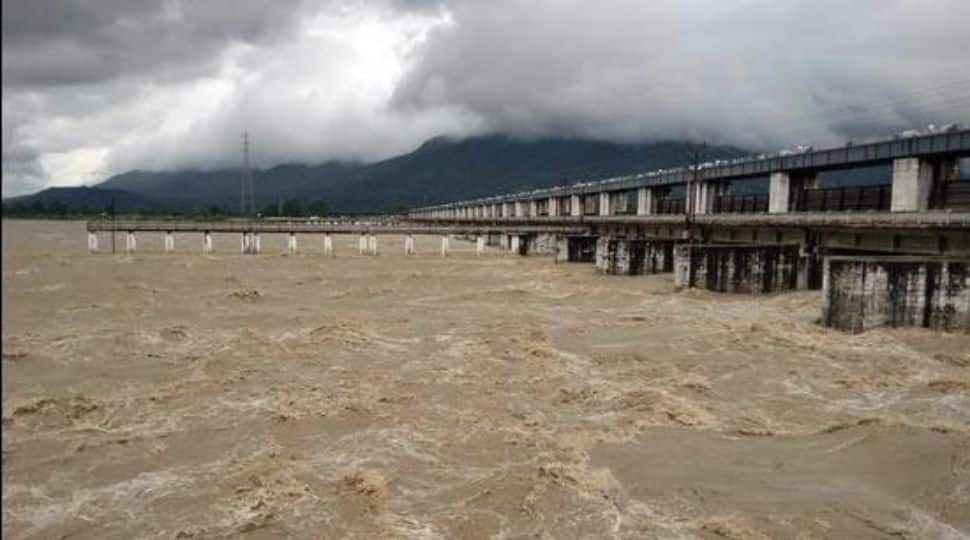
xmin=85 ymin=130 xmax=970 ymax=333
xmin=405 ymin=129 xmax=970 ymax=333
xmin=84 ymin=218 xmax=586 ymax=257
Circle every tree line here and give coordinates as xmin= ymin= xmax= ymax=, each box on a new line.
xmin=1 ymin=199 xmax=339 ymax=219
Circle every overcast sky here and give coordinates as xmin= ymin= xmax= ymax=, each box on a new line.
xmin=3 ymin=0 xmax=969 ymax=196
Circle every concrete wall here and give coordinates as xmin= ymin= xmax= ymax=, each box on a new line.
xmin=674 ymin=243 xmax=803 ymax=293
xmin=822 ymin=256 xmax=970 ymax=333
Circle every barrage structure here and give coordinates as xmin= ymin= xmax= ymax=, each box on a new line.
xmin=87 ymin=130 xmax=970 ymax=333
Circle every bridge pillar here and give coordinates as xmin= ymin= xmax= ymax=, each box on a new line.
xmin=570 ymin=195 xmax=582 ymax=217
xmin=440 ymin=235 xmax=450 ymax=257
xmin=323 ymin=233 xmax=334 ymax=256
xmin=514 ymin=201 xmax=525 ymax=217
xmin=529 ymin=200 xmax=538 ymax=217
xmin=476 ymin=235 xmax=485 ymax=256
xmin=368 ymin=234 xmax=378 ymax=256
xmin=126 ymin=231 xmax=136 ymax=254
xmin=599 ymin=193 xmax=611 ymax=216
xmin=547 ymin=198 xmax=558 ymax=217
xmin=288 ymin=233 xmax=298 ymax=254
xmin=637 ymin=187 xmax=653 ymax=215
xmin=693 ymin=182 xmax=713 ymax=215
xmin=203 ymin=232 xmax=213 ymax=253
xmin=674 ymin=243 xmax=805 ymax=293
xmin=87 ymin=232 xmax=99 ymax=253
xmin=891 ymin=157 xmax=933 ymax=212
xmin=253 ymin=233 xmax=261 ymax=254
xmin=510 ymin=234 xmax=521 ymax=255
xmin=822 ymin=256 xmax=969 ymax=332
xmin=596 ymin=237 xmax=675 ymax=275
xmin=358 ymin=233 xmax=367 ymax=255
xmin=769 ymin=172 xmax=792 ymax=213
xmin=164 ymin=232 xmax=175 ymax=252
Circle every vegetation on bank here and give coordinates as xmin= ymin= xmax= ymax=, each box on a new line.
xmin=1 ymin=200 xmax=238 ymax=220
xmin=0 ymin=198 xmax=401 ymax=220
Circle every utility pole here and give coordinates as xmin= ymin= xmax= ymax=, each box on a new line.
xmin=110 ymin=195 xmax=116 ymax=254
xmin=685 ymin=140 xmax=706 ymax=244
xmin=241 ymin=131 xmax=255 ymax=216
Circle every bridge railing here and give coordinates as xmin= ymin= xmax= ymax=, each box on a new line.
xmin=793 ymin=185 xmax=891 ymax=212
xmin=712 ymin=194 xmax=769 ymax=214
xmin=931 ymin=179 xmax=970 ymax=210
xmin=656 ymin=198 xmax=686 ymax=215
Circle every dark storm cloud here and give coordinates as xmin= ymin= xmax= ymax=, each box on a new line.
xmin=3 ymin=0 xmax=970 ymax=197
xmin=392 ymin=0 xmax=970 ymax=148
xmin=1 ymin=0 xmax=310 ymax=87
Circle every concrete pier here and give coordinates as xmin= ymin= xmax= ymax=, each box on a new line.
xmin=87 ymin=232 xmax=98 ymax=253
xmin=241 ymin=232 xmax=260 ymax=254
xmin=323 ymin=233 xmax=334 ymax=257
xmin=674 ymin=243 xmax=806 ymax=293
xmin=165 ymin=232 xmax=175 ymax=253
xmin=441 ymin=235 xmax=450 ymax=257
xmin=596 ymin=237 xmax=674 ymax=275
xmin=203 ymin=232 xmax=213 ymax=253
xmin=288 ymin=233 xmax=298 ymax=254
xmin=476 ymin=235 xmax=485 ymax=256
xmin=358 ymin=234 xmax=367 ymax=255
xmin=126 ymin=232 xmax=136 ymax=254
xmin=368 ymin=234 xmax=378 ymax=256
xmin=524 ymin=233 xmax=558 ymax=256
xmin=557 ymin=235 xmax=597 ymax=263
xmin=405 ymin=234 xmax=415 ymax=255
xmin=822 ymin=256 xmax=970 ymax=332
xmin=510 ymin=235 xmax=522 ymax=256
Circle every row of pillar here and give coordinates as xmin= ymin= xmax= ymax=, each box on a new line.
xmin=88 ymin=232 xmax=491 ymax=257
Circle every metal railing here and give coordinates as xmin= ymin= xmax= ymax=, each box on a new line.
xmin=712 ymin=194 xmax=769 ymax=214
xmin=793 ymin=185 xmax=891 ymax=212
xmin=656 ymin=198 xmax=686 ymax=215
xmin=931 ymin=180 xmax=970 ymax=210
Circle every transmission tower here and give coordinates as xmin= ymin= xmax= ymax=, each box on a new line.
xmin=241 ymin=131 xmax=256 ymax=216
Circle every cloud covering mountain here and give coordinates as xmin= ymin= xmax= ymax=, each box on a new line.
xmin=3 ymin=0 xmax=969 ymax=197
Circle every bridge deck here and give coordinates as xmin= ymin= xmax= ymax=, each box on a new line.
xmin=86 ymin=220 xmax=588 ymax=235
xmin=413 ymin=211 xmax=970 ymax=230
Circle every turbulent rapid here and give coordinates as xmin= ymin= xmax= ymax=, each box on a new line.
xmin=2 ymin=220 xmax=968 ymax=539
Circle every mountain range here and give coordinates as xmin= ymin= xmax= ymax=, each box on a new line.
xmin=5 ymin=135 xmax=750 ymax=214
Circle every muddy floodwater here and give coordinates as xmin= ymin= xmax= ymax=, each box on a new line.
xmin=2 ymin=219 xmax=969 ymax=539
